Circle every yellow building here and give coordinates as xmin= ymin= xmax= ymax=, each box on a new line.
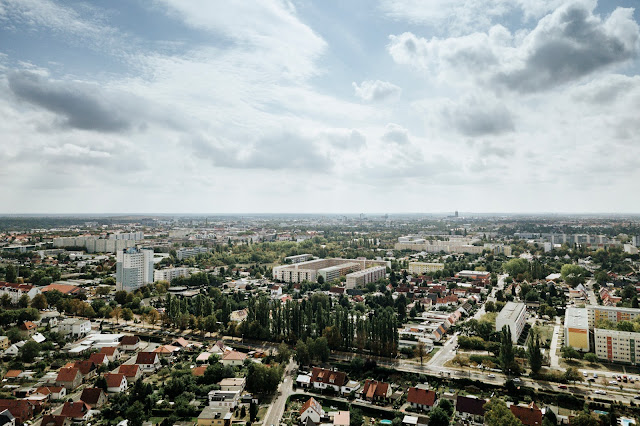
xmin=564 ymin=307 xmax=590 ymax=351
xmin=408 ymin=262 xmax=445 ymax=275
xmin=0 ymin=336 xmax=8 ymax=350
xmin=197 ymin=407 xmax=231 ymax=426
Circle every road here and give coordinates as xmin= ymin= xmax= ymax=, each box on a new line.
xmin=263 ymin=359 xmax=296 ymax=426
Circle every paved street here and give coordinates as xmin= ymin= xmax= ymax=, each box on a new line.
xmin=263 ymin=359 xmax=296 ymax=426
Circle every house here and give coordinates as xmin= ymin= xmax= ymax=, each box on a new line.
xmin=119 ymin=335 xmax=141 ymax=351
xmin=456 ymin=395 xmax=486 ymax=424
xmin=221 ymin=351 xmax=247 ymax=366
xmin=18 ymin=321 xmax=37 ymax=338
xmin=58 ymin=318 xmax=91 ymax=337
xmin=80 ymin=388 xmax=108 ymax=408
xmin=35 ymin=386 xmax=66 ymax=401
xmin=118 ymin=364 xmax=142 ymax=382
xmin=31 ymin=333 xmax=46 ymax=344
xmin=407 ymin=387 xmax=437 ymax=411
xmin=40 ymin=414 xmax=71 ymax=426
xmin=299 ymin=397 xmax=324 ymax=423
xmin=99 ymin=346 xmax=122 ymax=362
xmin=40 ymin=316 xmax=59 ymax=328
xmin=208 ymin=390 xmax=240 ymax=409
xmin=105 ymin=373 xmax=128 ymax=393
xmin=270 ymin=285 xmax=283 ymax=298
xmin=0 ymin=400 xmax=36 ymax=425
xmin=510 ymin=402 xmax=543 ymax=426
xmin=0 ymin=336 xmax=9 ymax=350
xmin=210 ymin=341 xmax=228 ymax=356
xmin=135 ymin=352 xmax=160 ymax=373
xmin=219 ymin=377 xmax=246 ymax=392
xmin=0 ymin=282 xmax=40 ymax=305
xmin=40 ymin=283 xmax=84 ymax=296
xmin=361 ymin=380 xmax=392 ymax=402
xmin=3 ymin=342 xmax=24 ymax=358
xmin=88 ymin=353 xmax=109 ymax=366
xmin=60 ymin=401 xmax=92 ymax=423
xmin=66 ymin=360 xmax=97 ymax=379
xmin=296 ymin=374 xmax=311 ymax=388
xmin=197 ymin=406 xmax=232 ymax=426
xmin=172 ymin=337 xmax=190 ymax=349
xmin=333 ymin=411 xmax=350 ymax=426
xmin=0 ymin=409 xmax=15 ymax=426
xmin=3 ymin=370 xmax=22 ymax=381
xmin=55 ymin=368 xmax=82 ymax=390
xmin=153 ymin=344 xmax=179 ymax=357
xmin=310 ymin=367 xmax=347 ymax=393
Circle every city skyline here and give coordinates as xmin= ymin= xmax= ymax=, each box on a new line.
xmin=1 ymin=0 xmax=640 ymax=214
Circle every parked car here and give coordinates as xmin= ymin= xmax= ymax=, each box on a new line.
xmin=558 ymin=385 xmax=568 ymax=390
xmin=488 ymin=374 xmax=496 ymax=378
xmin=594 ymin=390 xmax=606 ymax=395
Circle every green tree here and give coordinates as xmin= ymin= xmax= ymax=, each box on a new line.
xmin=438 ymin=399 xmax=454 ymax=417
xmin=561 ymin=264 xmax=587 ymax=287
xmin=351 ymin=409 xmax=364 ymax=426
xmin=583 ymin=353 xmax=599 ymax=364
xmin=249 ymin=402 xmax=258 ymax=422
xmin=569 ymin=412 xmax=598 ymax=426
xmin=5 ymin=265 xmax=17 ymax=283
xmin=484 ymin=398 xmax=522 ymax=426
xmin=19 ymin=340 xmax=41 ymax=362
xmin=564 ymin=367 xmax=582 ymax=383
xmin=95 ymin=376 xmax=108 ymax=391
xmin=527 ymin=332 xmax=543 ymax=374
xmin=18 ymin=294 xmax=30 ymax=308
xmin=276 ymin=342 xmax=291 ymax=364
xmin=295 ymin=340 xmax=311 ymax=365
xmin=122 ymin=308 xmax=134 ymax=323
xmin=503 ymin=259 xmax=529 ymax=277
xmin=414 ymin=341 xmax=427 ymax=366
xmin=499 ymin=326 xmax=517 ymax=375
xmin=31 ymin=293 xmax=48 ymax=310
xmin=429 ymin=407 xmax=450 ymax=426
xmin=561 ymin=346 xmax=580 ymax=361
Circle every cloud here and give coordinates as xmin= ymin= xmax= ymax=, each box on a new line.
xmin=352 ymin=80 xmax=402 ymax=102
xmin=382 ymin=123 xmax=410 ymax=144
xmin=388 ymin=2 xmax=640 ymax=93
xmin=321 ymin=129 xmax=367 ymax=149
xmin=8 ymin=71 xmax=134 ymax=132
xmin=437 ymin=95 xmax=515 ymax=136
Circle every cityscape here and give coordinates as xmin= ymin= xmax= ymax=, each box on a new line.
xmin=2 ymin=0 xmax=640 ymax=426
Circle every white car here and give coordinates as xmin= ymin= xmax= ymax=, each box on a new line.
xmin=583 ymin=372 xmax=588 ymax=377
xmin=594 ymin=390 xmax=606 ymax=395
xmin=609 ymin=380 xmax=618 ymax=384
xmin=513 ymin=378 xmax=521 ymax=383
xmin=594 ymin=373 xmax=598 ymax=378
xmin=488 ymin=374 xmax=496 ymax=378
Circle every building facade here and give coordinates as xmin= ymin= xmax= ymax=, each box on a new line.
xmin=116 ymin=248 xmax=154 ymax=291
xmin=345 ymin=266 xmax=386 ymax=289
xmin=495 ymin=302 xmax=526 ymax=344
xmin=407 ymin=262 xmax=445 ymax=275
xmin=564 ymin=307 xmax=590 ymax=351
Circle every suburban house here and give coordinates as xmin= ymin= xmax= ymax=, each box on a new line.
xmin=221 ymin=351 xmax=247 ymax=366
xmin=88 ymin=353 xmax=109 ymax=366
xmin=105 ymin=373 xmax=128 ymax=393
xmin=172 ymin=337 xmax=190 ymax=349
xmin=510 ymin=402 xmax=543 ymax=426
xmin=310 ymin=367 xmax=347 ymax=393
xmin=55 ymin=368 xmax=82 ymax=390
xmin=60 ymin=401 xmax=92 ymax=423
xmin=66 ymin=361 xmax=96 ymax=380
xmin=153 ymin=344 xmax=179 ymax=357
xmin=208 ymin=390 xmax=240 ymax=409
xmin=456 ymin=395 xmax=486 ymax=424
xmin=197 ymin=406 xmax=232 ymax=426
xmin=219 ymin=377 xmax=246 ymax=392
xmin=407 ymin=387 xmax=437 ymax=411
xmin=99 ymin=346 xmax=122 ymax=362
xmin=19 ymin=322 xmax=37 ymax=338
xmin=58 ymin=319 xmax=91 ymax=337
xmin=80 ymin=388 xmax=108 ymax=408
xmin=3 ymin=370 xmax=22 ymax=381
xmin=361 ymin=380 xmax=392 ymax=402
xmin=35 ymin=386 xmax=66 ymax=401
xmin=299 ymin=397 xmax=325 ymax=423
xmin=135 ymin=352 xmax=161 ymax=373
xmin=40 ymin=414 xmax=71 ymax=426
xmin=333 ymin=411 xmax=350 ymax=426
xmin=0 ymin=399 xmax=38 ymax=425
xmin=117 ymin=364 xmax=142 ymax=382
xmin=0 ymin=408 xmax=15 ymax=426
xmin=119 ymin=335 xmax=141 ymax=352
xmin=210 ymin=341 xmax=228 ymax=356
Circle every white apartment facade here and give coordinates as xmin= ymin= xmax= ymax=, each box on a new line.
xmin=408 ymin=262 xmax=445 ymax=275
xmin=116 ymin=248 xmax=154 ymax=291
xmin=153 ymin=267 xmax=191 ymax=282
xmin=345 ymin=266 xmax=386 ymax=289
xmin=59 ymin=319 xmax=92 ymax=337
xmin=594 ymin=328 xmax=640 ymax=365
xmin=495 ymin=302 xmax=526 ymax=344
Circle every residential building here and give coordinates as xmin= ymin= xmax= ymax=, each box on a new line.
xmin=0 ymin=336 xmax=8 ymax=350
xmin=55 ymin=368 xmax=82 ymax=391
xmin=333 ymin=411 xmax=350 ymax=426
xmin=456 ymin=396 xmax=486 ymax=425
xmin=117 ymin=364 xmax=142 ymax=382
xmin=58 ymin=319 xmax=91 ymax=337
xmin=408 ymin=263 xmax=445 ymax=275
xmin=0 ymin=409 xmax=15 ymax=426
xmin=272 ymin=258 xmax=387 ymax=284
xmin=221 ymin=351 xmax=247 ymax=366
xmin=176 ymin=247 xmax=209 ymax=260
xmin=0 ymin=282 xmax=40 ymax=305
xmin=208 ymin=390 xmax=240 ymax=409
xmin=60 ymin=401 xmax=92 ymax=423
xmin=197 ymin=406 xmax=232 ymax=426
xmin=35 ymin=386 xmax=66 ymax=401
xmin=80 ymin=388 xmax=107 ymax=408
xmin=284 ymin=254 xmax=313 ymax=264
xmin=88 ymin=353 xmax=109 ymax=366
xmin=119 ymin=335 xmax=141 ymax=351
xmin=593 ymin=328 xmax=640 ymax=364
xmin=154 ymin=267 xmax=191 ymax=282
xmin=587 ymin=305 xmax=640 ymax=328
xmin=0 ymin=400 xmax=36 ymax=425
xmin=510 ymin=402 xmax=543 ymax=426
xmin=135 ymin=352 xmax=161 ymax=373
xmin=299 ymin=397 xmax=324 ymax=423
xmin=310 ymin=367 xmax=347 ymax=393
xmin=345 ymin=266 xmax=386 ymax=289
xmin=564 ymin=307 xmax=590 ymax=352
xmin=361 ymin=380 xmax=392 ymax=402
xmin=407 ymin=387 xmax=437 ymax=411
xmin=116 ymin=248 xmax=154 ymax=292
xmin=18 ymin=321 xmax=37 ymax=338
xmin=41 ymin=414 xmax=70 ymax=426
xmin=105 ymin=373 xmax=128 ymax=393
xmin=219 ymin=378 xmax=246 ymax=392
xmin=495 ymin=302 xmax=527 ymax=343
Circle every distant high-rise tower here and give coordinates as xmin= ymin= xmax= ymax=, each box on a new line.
xmin=455 ymin=210 xmax=459 ymax=217
xmin=116 ymin=247 xmax=154 ymax=292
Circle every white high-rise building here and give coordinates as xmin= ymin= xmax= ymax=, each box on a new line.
xmin=496 ymin=302 xmax=527 ymax=344
xmin=116 ymin=248 xmax=154 ymax=292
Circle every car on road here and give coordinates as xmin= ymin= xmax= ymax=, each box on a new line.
xmin=583 ymin=372 xmax=588 ymax=377
xmin=594 ymin=373 xmax=598 ymax=378
xmin=594 ymin=390 xmax=606 ymax=395
xmin=488 ymin=374 xmax=496 ymax=378
xmin=513 ymin=378 xmax=521 ymax=383
xmin=609 ymin=380 xmax=618 ymax=385
xmin=558 ymin=385 xmax=568 ymax=389
xmin=634 ymin=395 xmax=640 ymax=400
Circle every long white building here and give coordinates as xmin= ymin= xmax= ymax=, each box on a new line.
xmin=153 ymin=267 xmax=191 ymax=282
xmin=495 ymin=302 xmax=527 ymax=344
xmin=345 ymin=266 xmax=386 ymax=289
xmin=116 ymin=248 xmax=154 ymax=292
xmin=408 ymin=262 xmax=444 ymax=275
xmin=273 ymin=258 xmax=388 ymax=284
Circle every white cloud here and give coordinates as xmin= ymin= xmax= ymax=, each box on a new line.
xmin=352 ymin=80 xmax=402 ymax=102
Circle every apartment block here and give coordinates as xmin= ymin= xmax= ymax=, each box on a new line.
xmin=116 ymin=248 xmax=154 ymax=291
xmin=176 ymin=247 xmax=209 ymax=260
xmin=273 ymin=258 xmax=388 ymax=284
xmin=495 ymin=302 xmax=526 ymax=343
xmin=345 ymin=266 xmax=386 ymax=289
xmin=154 ymin=267 xmax=191 ymax=282
xmin=564 ymin=307 xmax=590 ymax=351
xmin=594 ymin=328 xmax=640 ymax=365
xmin=587 ymin=305 xmax=640 ymax=328
xmin=408 ymin=262 xmax=444 ymax=275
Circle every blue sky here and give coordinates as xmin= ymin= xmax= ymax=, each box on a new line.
xmin=1 ymin=0 xmax=639 ymax=214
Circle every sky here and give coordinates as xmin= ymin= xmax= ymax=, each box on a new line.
xmin=1 ymin=0 xmax=639 ymax=214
